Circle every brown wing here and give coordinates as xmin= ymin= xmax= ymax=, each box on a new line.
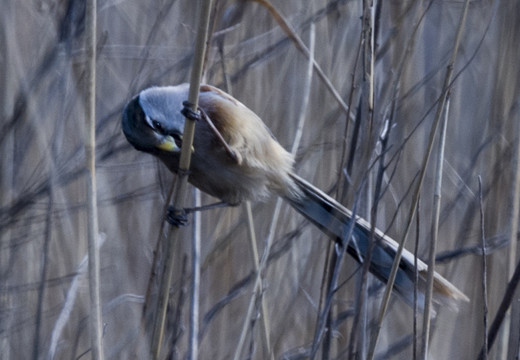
xmin=198 ymin=84 xmax=260 ymax=143
xmin=197 ymin=85 xmax=298 ymax=198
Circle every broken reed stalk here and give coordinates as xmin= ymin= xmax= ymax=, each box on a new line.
xmin=366 ymin=0 xmax=471 ymax=358
xmin=150 ymin=1 xmax=213 ymax=359
xmin=84 ymin=0 xmax=103 ymax=359
xmin=420 ymin=96 xmax=451 ymax=359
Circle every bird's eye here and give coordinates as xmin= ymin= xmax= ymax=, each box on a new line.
xmin=152 ymin=120 xmax=165 ymax=134
xmin=145 ymin=115 xmax=166 ymax=135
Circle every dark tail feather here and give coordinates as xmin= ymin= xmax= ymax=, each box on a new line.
xmin=285 ymin=174 xmax=469 ymax=310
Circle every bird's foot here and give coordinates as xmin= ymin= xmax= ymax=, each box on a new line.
xmin=166 ymin=206 xmax=189 ymax=227
xmin=166 ymin=202 xmax=231 ymax=227
xmin=180 ymin=101 xmax=201 ymax=121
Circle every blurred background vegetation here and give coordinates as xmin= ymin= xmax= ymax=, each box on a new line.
xmin=1 ymin=0 xmax=519 ymax=359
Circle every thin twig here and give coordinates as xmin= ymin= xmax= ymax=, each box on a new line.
xmin=291 ymin=22 xmax=315 ymax=156
xmin=233 ymin=201 xmax=283 ymax=360
xmin=478 ymin=176 xmax=489 ymax=360
xmin=505 ymin=103 xmax=520 ymax=359
xmin=413 ymin=197 xmax=420 ymax=360
xmin=477 ymin=258 xmax=520 ymax=359
xmin=139 ymin=182 xmax=176 ymax=355
xmin=33 ymin=188 xmax=53 ymax=359
xmin=251 ymin=0 xmax=350 ymax=117
xmin=309 ymin=243 xmax=347 ymax=360
xmin=246 ymin=201 xmax=274 ymax=359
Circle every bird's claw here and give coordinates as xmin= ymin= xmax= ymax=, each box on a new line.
xmin=166 ymin=206 xmax=189 ymax=227
xmin=181 ymin=101 xmax=201 ymax=121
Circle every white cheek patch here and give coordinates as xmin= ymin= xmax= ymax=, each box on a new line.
xmin=144 ymin=115 xmax=154 ymax=129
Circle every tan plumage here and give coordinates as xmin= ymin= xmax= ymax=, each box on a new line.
xmin=195 ymin=85 xmax=300 ymax=202
xmin=122 ymin=83 xmax=469 ymax=310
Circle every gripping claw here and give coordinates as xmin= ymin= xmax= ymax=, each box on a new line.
xmin=166 ymin=206 xmax=189 ymax=227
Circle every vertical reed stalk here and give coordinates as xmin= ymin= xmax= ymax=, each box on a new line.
xmin=420 ymin=96 xmax=450 ymax=359
xmin=85 ymin=0 xmax=103 ymax=359
xmin=478 ymin=176 xmax=489 ymax=360
xmin=189 ymin=190 xmax=201 ymax=360
xmin=505 ymin=111 xmax=520 ymax=358
xmin=150 ymin=1 xmax=213 ymax=358
xmin=348 ymin=2 xmax=376 ymax=357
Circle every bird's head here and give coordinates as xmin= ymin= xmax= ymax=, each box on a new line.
xmin=122 ymin=85 xmax=189 ymax=154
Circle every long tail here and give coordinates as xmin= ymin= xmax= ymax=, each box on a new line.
xmin=285 ymin=174 xmax=469 ymax=310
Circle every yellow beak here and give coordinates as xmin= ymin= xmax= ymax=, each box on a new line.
xmin=156 ymin=135 xmax=180 ymax=152
xmin=156 ymin=135 xmax=195 ymax=153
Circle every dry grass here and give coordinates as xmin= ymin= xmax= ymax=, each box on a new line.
xmin=1 ymin=0 xmax=520 ymax=359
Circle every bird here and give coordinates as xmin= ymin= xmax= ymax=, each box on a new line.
xmin=122 ymin=83 xmax=469 ymax=310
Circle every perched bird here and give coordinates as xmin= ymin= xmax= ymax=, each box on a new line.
xmin=122 ymin=83 xmax=468 ymax=309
